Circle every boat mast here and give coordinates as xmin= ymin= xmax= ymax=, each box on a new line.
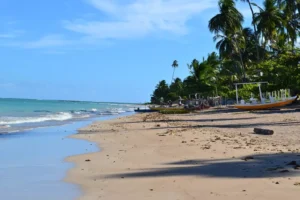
xmin=234 ymin=82 xmax=268 ymax=104
xmin=258 ymin=83 xmax=263 ymax=102
xmin=235 ymin=84 xmax=239 ymax=104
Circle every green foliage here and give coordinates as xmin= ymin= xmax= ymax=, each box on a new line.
xmin=235 ymin=84 xmax=259 ymax=99
xmin=150 ymin=0 xmax=300 ymax=103
xmin=159 ymin=109 xmax=190 ymax=114
xmin=166 ymin=92 xmax=178 ymax=102
xmin=251 ymin=51 xmax=300 ymax=93
xmin=151 ymin=80 xmax=170 ymax=104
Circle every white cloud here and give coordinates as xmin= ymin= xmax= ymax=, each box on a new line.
xmin=64 ymin=0 xmax=218 ymax=39
xmin=87 ymin=0 xmax=118 ymax=14
xmin=0 ymin=34 xmax=71 ymax=49
xmin=1 ymin=0 xmax=259 ymax=50
xmin=0 ymin=29 xmax=26 ymax=40
xmin=23 ymin=35 xmax=70 ymax=49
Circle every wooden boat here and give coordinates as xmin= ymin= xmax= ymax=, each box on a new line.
xmin=134 ymin=109 xmax=158 ymax=113
xmin=234 ymin=96 xmax=297 ymax=110
xmin=233 ymin=82 xmax=297 ymax=110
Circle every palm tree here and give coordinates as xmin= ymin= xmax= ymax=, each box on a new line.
xmin=187 ymin=59 xmax=200 ymax=80
xmin=209 ymin=0 xmax=244 ymax=35
xmin=214 ymin=33 xmax=237 ymax=58
xmin=152 ymin=80 xmax=170 ymax=103
xmin=253 ymin=0 xmax=283 ymax=49
xmin=169 ymin=78 xmax=183 ymax=96
xmin=209 ymin=0 xmax=245 ymax=80
xmin=171 ymin=60 xmax=178 ymax=83
xmin=213 ymin=32 xmax=246 ymax=79
xmin=238 ymin=0 xmax=261 ymax=60
xmin=278 ymin=0 xmax=300 ymax=51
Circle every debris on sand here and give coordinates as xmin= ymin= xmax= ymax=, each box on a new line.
xmin=202 ymin=144 xmax=211 ymax=150
xmin=253 ymin=128 xmax=274 ymax=135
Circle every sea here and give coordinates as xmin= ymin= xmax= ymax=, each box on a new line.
xmin=0 ymin=98 xmax=142 ymax=134
xmin=0 ymin=98 xmax=142 ymax=200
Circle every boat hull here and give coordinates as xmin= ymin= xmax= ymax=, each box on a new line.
xmin=134 ymin=109 xmax=158 ymax=113
xmin=234 ymin=96 xmax=297 ymax=110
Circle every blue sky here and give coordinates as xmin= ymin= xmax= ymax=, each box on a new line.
xmin=0 ymin=0 xmax=261 ymax=103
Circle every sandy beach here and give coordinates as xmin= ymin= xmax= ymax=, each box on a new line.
xmin=66 ymin=108 xmax=300 ymax=200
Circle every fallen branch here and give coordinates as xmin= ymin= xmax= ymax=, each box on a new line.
xmin=253 ymin=128 xmax=274 ymax=135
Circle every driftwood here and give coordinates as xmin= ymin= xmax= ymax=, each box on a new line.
xmin=253 ymin=128 xmax=274 ymax=135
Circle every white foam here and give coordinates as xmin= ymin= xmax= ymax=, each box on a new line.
xmin=0 ymin=125 xmax=11 ymax=128
xmin=0 ymin=112 xmax=73 ymax=125
xmin=75 ymin=114 xmax=90 ymax=119
xmin=125 ymin=108 xmax=135 ymax=112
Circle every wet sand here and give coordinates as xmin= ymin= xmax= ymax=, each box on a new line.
xmin=66 ymin=108 xmax=300 ymax=200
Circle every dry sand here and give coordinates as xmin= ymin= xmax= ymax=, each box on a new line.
xmin=65 ymin=108 xmax=300 ymax=200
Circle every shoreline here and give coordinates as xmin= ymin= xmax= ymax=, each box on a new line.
xmin=0 ymin=118 xmax=100 ymax=200
xmin=66 ymin=109 xmax=300 ymax=200
xmin=64 ymin=114 xmax=134 ymax=199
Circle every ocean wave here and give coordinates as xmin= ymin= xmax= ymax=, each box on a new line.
xmin=99 ymin=107 xmax=135 ymax=115
xmin=75 ymin=114 xmax=91 ymax=119
xmin=0 ymin=125 xmax=11 ymax=128
xmin=0 ymin=112 xmax=73 ymax=125
xmin=125 ymin=108 xmax=135 ymax=112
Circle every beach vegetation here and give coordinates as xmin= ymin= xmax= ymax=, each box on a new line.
xmin=151 ymin=0 xmax=300 ymax=103
xmin=159 ymin=109 xmax=191 ymax=114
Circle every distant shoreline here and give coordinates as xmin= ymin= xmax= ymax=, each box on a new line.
xmin=0 ymin=97 xmax=143 ymax=104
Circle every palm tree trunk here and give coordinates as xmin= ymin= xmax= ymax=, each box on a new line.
xmin=247 ymin=0 xmax=260 ymax=61
xmin=171 ymin=68 xmax=176 ymax=83
xmin=233 ymin=36 xmax=246 ymax=81
xmin=238 ymin=52 xmax=246 ymax=81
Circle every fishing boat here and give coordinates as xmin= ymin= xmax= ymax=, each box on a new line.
xmin=233 ymin=82 xmax=297 ymax=110
xmin=134 ymin=108 xmax=158 ymax=113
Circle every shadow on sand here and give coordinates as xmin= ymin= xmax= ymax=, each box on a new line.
xmin=105 ymin=153 xmax=300 ymax=179
xmin=122 ymin=117 xmax=258 ymax=124
xmin=148 ymin=120 xmax=300 ymax=130
xmin=191 ymin=107 xmax=300 ymax=115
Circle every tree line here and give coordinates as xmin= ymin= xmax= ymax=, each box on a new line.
xmin=151 ymin=0 xmax=300 ymax=104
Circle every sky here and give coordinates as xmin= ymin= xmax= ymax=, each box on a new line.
xmin=0 ymin=0 xmax=262 ymax=103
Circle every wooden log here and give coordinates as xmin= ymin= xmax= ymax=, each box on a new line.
xmin=253 ymin=128 xmax=274 ymax=135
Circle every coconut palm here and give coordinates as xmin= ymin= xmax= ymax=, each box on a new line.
xmin=171 ymin=60 xmax=179 ymax=83
xmin=214 ymin=32 xmax=246 ymax=79
xmin=186 ymin=59 xmax=196 ymax=79
xmin=209 ymin=0 xmax=245 ymax=79
xmin=209 ymin=0 xmax=244 ymax=35
xmin=238 ymin=0 xmax=261 ymax=60
xmin=240 ymin=27 xmax=263 ymax=65
xmin=278 ymin=0 xmax=300 ymax=50
xmin=253 ymin=0 xmax=283 ymax=49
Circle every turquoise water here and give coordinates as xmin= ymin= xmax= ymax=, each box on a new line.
xmin=0 ymin=98 xmax=136 ymax=199
xmin=0 ymin=98 xmax=140 ymax=133
xmin=0 ymin=114 xmax=131 ymax=200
